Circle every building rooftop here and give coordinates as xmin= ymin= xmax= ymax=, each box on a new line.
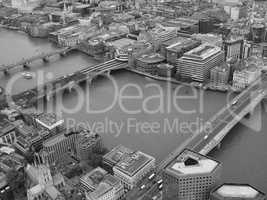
xmin=35 ymin=113 xmax=64 ymax=130
xmin=0 ymin=118 xmax=15 ymax=137
xmin=80 ymin=167 xmax=108 ymax=190
xmin=136 ymin=53 xmax=165 ymax=64
xmin=114 ymin=151 xmax=155 ymax=177
xmin=213 ymin=183 xmax=266 ymax=199
xmin=183 ymin=43 xmax=221 ymax=60
xmin=87 ymin=182 xmax=113 ymax=200
xmin=165 ymin=149 xmax=220 ymax=176
xmin=103 ymin=145 xmax=134 ymax=166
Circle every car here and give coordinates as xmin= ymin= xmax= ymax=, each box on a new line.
xmin=204 ymin=134 xmax=209 ymax=140
xmin=140 ymin=185 xmax=146 ymax=190
xmin=231 ymin=99 xmax=238 ymax=106
xmin=148 ymin=173 xmax=155 ymax=180
xmin=158 ymin=184 xmax=163 ymax=190
xmin=157 ymin=179 xmax=163 ymax=185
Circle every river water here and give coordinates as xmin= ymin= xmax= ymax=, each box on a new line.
xmin=0 ymin=28 xmax=267 ymax=192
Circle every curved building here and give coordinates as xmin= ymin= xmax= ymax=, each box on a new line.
xmin=136 ymin=53 xmax=165 ymax=74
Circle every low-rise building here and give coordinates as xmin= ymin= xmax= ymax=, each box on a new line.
xmin=210 ymin=183 xmax=266 ymax=200
xmin=113 ymin=150 xmax=155 ymax=190
xmin=34 ymin=112 xmax=64 ymax=135
xmin=135 ymin=53 xmax=165 ymax=74
xmin=86 ymin=174 xmax=124 ymax=200
xmin=232 ymin=65 xmax=261 ymax=90
xmin=103 ymin=145 xmax=134 ymax=173
xmin=80 ymin=167 xmax=108 ymax=192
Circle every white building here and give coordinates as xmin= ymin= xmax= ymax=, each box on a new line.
xmin=113 ymin=151 xmax=155 ymax=190
xmin=232 ymin=66 xmax=260 ymax=90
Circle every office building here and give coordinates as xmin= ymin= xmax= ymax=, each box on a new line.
xmin=35 ymin=113 xmax=64 ymax=135
xmin=224 ymin=37 xmax=243 ymax=59
xmin=210 ymin=183 xmax=266 ymax=200
xmin=162 ymin=149 xmax=221 ymax=200
xmin=86 ymin=182 xmax=114 ymax=200
xmin=41 ymin=131 xmax=79 ymax=165
xmin=210 ymin=64 xmax=230 ymax=87
xmin=135 ymin=53 xmax=165 ymax=74
xmin=232 ymin=65 xmax=261 ymax=90
xmin=192 ymin=34 xmax=223 ymax=48
xmin=242 ymin=40 xmax=252 ymax=59
xmin=85 ymin=174 xmax=124 ymax=200
xmin=103 ymin=145 xmax=134 ymax=173
xmin=80 ymin=167 xmax=108 ymax=192
xmin=113 ymin=150 xmax=155 ymax=190
xmin=75 ymin=129 xmax=102 ymax=161
xmin=160 ymin=37 xmax=201 ymax=65
xmin=0 ymin=119 xmax=16 ymax=145
xmin=176 ymin=44 xmax=224 ymax=82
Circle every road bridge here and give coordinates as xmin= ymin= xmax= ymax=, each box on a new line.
xmin=9 ymin=59 xmax=128 ymax=107
xmin=0 ymin=47 xmax=76 ymax=74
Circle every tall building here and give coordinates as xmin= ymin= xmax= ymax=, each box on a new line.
xmin=41 ymin=131 xmax=79 ymax=165
xmin=176 ymin=44 xmax=224 ymax=82
xmin=224 ymin=37 xmax=243 ymax=59
xmin=113 ymin=150 xmax=155 ymax=190
xmin=210 ymin=183 xmax=266 ymax=200
xmin=75 ymin=129 xmax=102 ymax=161
xmin=162 ymin=149 xmax=222 ymax=200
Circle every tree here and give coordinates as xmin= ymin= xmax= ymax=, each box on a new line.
xmin=6 ymin=170 xmax=25 ymax=191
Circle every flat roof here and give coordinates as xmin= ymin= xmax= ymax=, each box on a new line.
xmin=214 ymin=184 xmax=266 ymax=199
xmin=137 ymin=53 xmax=165 ymax=64
xmin=35 ymin=113 xmax=64 ymax=130
xmin=81 ymin=167 xmax=108 ymax=190
xmin=103 ymin=145 xmax=134 ymax=165
xmin=114 ymin=151 xmax=154 ymax=177
xmin=165 ymin=149 xmax=220 ymax=176
xmin=87 ymin=182 xmax=112 ymax=200
xmin=183 ymin=43 xmax=221 ymax=60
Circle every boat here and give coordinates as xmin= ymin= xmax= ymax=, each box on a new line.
xmin=22 ymin=72 xmax=33 ymax=79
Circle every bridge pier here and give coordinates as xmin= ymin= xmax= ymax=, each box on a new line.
xmin=105 ymin=70 xmax=111 ymax=77
xmin=23 ymin=63 xmax=30 ymax=68
xmin=216 ymin=142 xmax=221 ymax=150
xmin=42 ymin=57 xmax=49 ymax=63
xmin=59 ymin=52 xmax=66 ymax=57
xmin=3 ymin=70 xmax=9 ymax=75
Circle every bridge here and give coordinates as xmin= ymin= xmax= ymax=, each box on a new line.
xmin=137 ymin=74 xmax=267 ymax=200
xmin=7 ymin=59 xmax=127 ymax=107
xmin=0 ymin=47 xmax=76 ymax=74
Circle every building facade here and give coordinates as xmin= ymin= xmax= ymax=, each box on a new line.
xmin=176 ymin=44 xmax=224 ymax=82
xmin=113 ymin=151 xmax=155 ymax=190
xmin=162 ymin=149 xmax=222 ymax=200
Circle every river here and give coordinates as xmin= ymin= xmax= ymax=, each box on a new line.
xmin=0 ymin=28 xmax=267 ymax=192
